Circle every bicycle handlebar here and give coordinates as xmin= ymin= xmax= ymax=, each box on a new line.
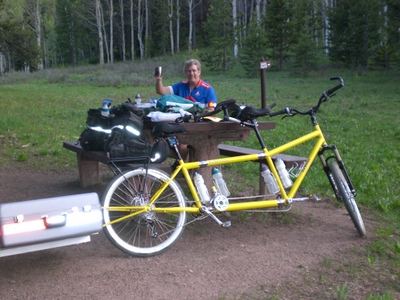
xmin=269 ymin=76 xmax=345 ymax=118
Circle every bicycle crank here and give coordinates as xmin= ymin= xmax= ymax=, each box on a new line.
xmin=199 ymin=207 xmax=231 ymax=228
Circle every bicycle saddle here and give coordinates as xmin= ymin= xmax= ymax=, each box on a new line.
xmin=235 ymin=106 xmax=271 ymax=122
xmin=151 ymin=122 xmax=187 ymax=138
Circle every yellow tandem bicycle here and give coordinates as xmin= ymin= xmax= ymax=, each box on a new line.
xmin=101 ymin=76 xmax=366 ymax=257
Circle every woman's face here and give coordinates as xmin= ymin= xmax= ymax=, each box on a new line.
xmin=185 ymin=64 xmax=201 ymax=85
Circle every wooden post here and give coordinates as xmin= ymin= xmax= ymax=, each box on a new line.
xmin=260 ymin=59 xmax=271 ymax=109
xmin=76 ymin=153 xmax=101 ymax=187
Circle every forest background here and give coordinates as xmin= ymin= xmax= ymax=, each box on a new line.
xmin=0 ymin=0 xmax=399 ymax=75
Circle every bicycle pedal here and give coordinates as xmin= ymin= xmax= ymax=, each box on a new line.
xmin=200 ymin=206 xmax=230 ymax=228
xmin=310 ymin=194 xmax=321 ymax=201
xmin=221 ymin=221 xmax=231 ymax=228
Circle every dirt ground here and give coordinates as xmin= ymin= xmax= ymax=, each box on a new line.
xmin=0 ymin=167 xmax=387 ymax=299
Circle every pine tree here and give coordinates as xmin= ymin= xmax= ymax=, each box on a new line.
xmin=291 ymin=0 xmax=321 ymax=76
xmin=0 ymin=1 xmax=39 ymax=70
xmin=239 ymin=19 xmax=270 ymax=77
xmin=378 ymin=0 xmax=400 ymax=68
xmin=265 ymin=0 xmax=296 ymax=71
xmin=329 ymin=0 xmax=382 ymax=73
xmin=200 ymin=0 xmax=235 ymax=73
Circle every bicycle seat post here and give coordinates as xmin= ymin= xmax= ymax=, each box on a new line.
xmin=166 ymin=136 xmax=184 ymax=161
xmin=251 ymin=120 xmax=267 ymax=149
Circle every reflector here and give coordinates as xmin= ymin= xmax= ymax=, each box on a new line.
xmin=3 ymin=219 xmax=46 ymax=235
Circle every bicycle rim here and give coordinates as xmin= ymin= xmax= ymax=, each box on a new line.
xmin=329 ymin=161 xmax=366 ymax=237
xmin=102 ymin=168 xmax=187 ymax=257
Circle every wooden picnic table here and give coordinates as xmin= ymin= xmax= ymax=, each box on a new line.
xmin=63 ymin=120 xmax=276 ymax=188
xmin=143 ymin=120 xmax=276 ymax=187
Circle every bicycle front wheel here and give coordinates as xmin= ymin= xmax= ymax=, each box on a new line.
xmin=329 ymin=161 xmax=366 ymax=237
xmin=102 ymin=167 xmax=187 ymax=257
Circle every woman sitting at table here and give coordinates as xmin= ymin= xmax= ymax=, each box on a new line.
xmin=154 ymin=59 xmax=218 ymax=163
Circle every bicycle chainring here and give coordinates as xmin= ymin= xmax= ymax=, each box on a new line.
xmin=212 ymin=195 xmax=229 ymax=211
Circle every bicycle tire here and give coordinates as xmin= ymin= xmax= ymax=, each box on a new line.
xmin=329 ymin=160 xmax=366 ymax=237
xmin=102 ymin=167 xmax=187 ymax=257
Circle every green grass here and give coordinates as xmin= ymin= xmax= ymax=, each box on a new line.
xmin=1 ymin=59 xmax=399 ymax=298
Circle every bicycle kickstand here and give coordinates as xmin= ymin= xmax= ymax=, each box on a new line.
xmin=200 ymin=206 xmax=231 ymax=228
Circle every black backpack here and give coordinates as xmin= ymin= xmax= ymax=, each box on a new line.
xmin=79 ymin=128 xmax=109 ymax=151
xmin=110 ymin=101 xmax=145 ymax=119
xmin=86 ymin=108 xmax=111 ymax=128
xmin=79 ymin=108 xmax=111 ymax=151
xmin=104 ymin=127 xmax=151 ymax=158
xmin=105 ymin=101 xmax=151 ymax=159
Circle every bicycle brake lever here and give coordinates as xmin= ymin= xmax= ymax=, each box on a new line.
xmin=267 ymin=102 xmax=277 ymax=111
xmin=175 ymin=115 xmax=193 ymax=123
xmin=282 ymin=110 xmax=296 ymax=119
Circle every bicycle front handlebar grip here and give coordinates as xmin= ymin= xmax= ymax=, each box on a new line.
xmin=325 ymin=76 xmax=344 ymax=97
xmin=270 ymin=107 xmax=290 ymax=117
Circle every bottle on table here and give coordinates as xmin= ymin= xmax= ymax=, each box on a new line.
xmin=135 ymin=93 xmax=142 ymax=104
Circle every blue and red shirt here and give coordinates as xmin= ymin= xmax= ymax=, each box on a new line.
xmin=169 ymin=79 xmax=217 ymax=108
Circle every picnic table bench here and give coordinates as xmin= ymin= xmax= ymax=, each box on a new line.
xmin=62 ymin=141 xmax=170 ymax=187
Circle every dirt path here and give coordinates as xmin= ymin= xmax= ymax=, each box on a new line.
xmin=0 ymin=168 xmax=377 ymax=299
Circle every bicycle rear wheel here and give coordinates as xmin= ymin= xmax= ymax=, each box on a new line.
xmin=329 ymin=161 xmax=366 ymax=237
xmin=102 ymin=167 xmax=187 ymax=257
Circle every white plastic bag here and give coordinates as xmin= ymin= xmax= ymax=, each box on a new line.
xmin=147 ymin=109 xmax=192 ymax=122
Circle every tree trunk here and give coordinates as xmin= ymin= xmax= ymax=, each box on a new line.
xmin=176 ymin=0 xmax=180 ymax=53
xmin=232 ymin=0 xmax=238 ymax=58
xmin=322 ymin=0 xmax=330 ymax=54
xmin=242 ymin=0 xmax=247 ymax=41
xmin=130 ymin=0 xmax=135 ymax=62
xmin=137 ymin=0 xmax=144 ymax=60
xmin=34 ymin=0 xmax=43 ymax=69
xmin=168 ymin=0 xmax=175 ymax=54
xmin=187 ymin=0 xmax=201 ymax=53
xmin=145 ymin=0 xmax=149 ymax=58
xmin=100 ymin=3 xmax=110 ymax=63
xmin=95 ymin=0 xmax=104 ymax=65
xmin=187 ymin=0 xmax=193 ymax=52
xmin=0 ymin=52 xmax=4 ymax=73
xmin=120 ymin=0 xmax=126 ymax=61
xmin=109 ymin=0 xmax=114 ymax=63
xmin=255 ymin=0 xmax=261 ymax=26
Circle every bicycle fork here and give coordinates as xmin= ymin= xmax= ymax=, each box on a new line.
xmin=318 ymin=145 xmax=356 ymax=198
